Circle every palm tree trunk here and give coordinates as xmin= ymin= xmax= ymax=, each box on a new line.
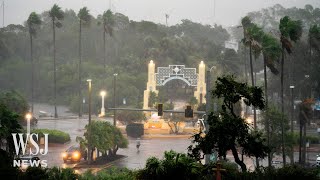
xmin=281 ymin=46 xmax=286 ymax=165
xmin=30 ymin=33 xmax=34 ymax=114
xmin=263 ymin=54 xmax=271 ymax=167
xmin=249 ymin=44 xmax=256 ymax=127
xmin=299 ymin=122 xmax=303 ymax=163
xmin=302 ymin=122 xmax=307 ymax=164
xmin=78 ymin=20 xmax=82 ymax=118
xmin=103 ymin=28 xmax=106 ymax=68
xmin=53 ymin=20 xmax=58 ymax=118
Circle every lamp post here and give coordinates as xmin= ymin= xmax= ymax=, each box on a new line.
xmin=87 ymin=79 xmax=92 ymax=164
xmin=113 ymin=73 xmax=118 ymax=126
xmin=204 ymin=65 xmax=216 ymax=165
xmin=26 ymin=113 xmax=32 ymax=135
xmin=290 ymin=85 xmax=295 ymax=133
xmin=100 ymin=90 xmax=106 ymax=117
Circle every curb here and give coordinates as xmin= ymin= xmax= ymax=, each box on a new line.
xmin=73 ymin=156 xmax=128 ymax=172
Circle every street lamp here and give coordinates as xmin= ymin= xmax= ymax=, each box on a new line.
xmin=25 ymin=113 xmax=32 ymax=135
xmin=87 ymin=79 xmax=92 ymax=164
xmin=113 ymin=73 xmax=118 ymax=126
xmin=100 ymin=90 xmax=106 ymax=117
xmin=290 ymin=85 xmax=295 ymax=133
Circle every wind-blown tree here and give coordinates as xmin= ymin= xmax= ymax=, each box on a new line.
xmin=27 ymin=12 xmax=41 ymax=114
xmin=279 ymin=16 xmax=302 ymax=165
xmin=309 ymin=24 xmax=320 ymax=53
xmin=49 ymin=4 xmax=64 ymax=118
xmin=188 ymin=75 xmax=268 ymax=172
xmin=97 ymin=10 xmax=114 ymax=68
xmin=77 ymin=7 xmax=91 ymax=117
xmin=241 ymin=17 xmax=264 ymax=130
xmin=261 ymin=33 xmax=281 ymax=166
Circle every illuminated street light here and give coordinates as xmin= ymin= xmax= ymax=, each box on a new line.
xmin=87 ymin=79 xmax=92 ymax=164
xmin=100 ymin=90 xmax=106 ymax=117
xmin=25 ymin=113 xmax=32 ymax=135
xmin=113 ymin=73 xmax=118 ymax=126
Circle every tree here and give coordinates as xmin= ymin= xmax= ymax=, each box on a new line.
xmin=77 ymin=7 xmax=91 ymax=118
xmin=163 ymin=113 xmax=185 ymax=134
xmin=261 ymin=33 xmax=281 ymax=165
xmin=49 ymin=4 xmax=64 ymax=118
xmin=116 ymin=111 xmax=145 ymax=125
xmin=279 ymin=16 xmax=302 ymax=165
xmin=27 ymin=12 xmax=41 ymax=114
xmin=97 ymin=10 xmax=114 ymax=68
xmin=0 ymin=103 xmax=22 ymax=158
xmin=260 ymin=105 xmax=295 ymax=163
xmin=298 ymin=98 xmax=314 ymax=164
xmin=309 ymin=25 xmax=320 ymax=52
xmin=241 ymin=17 xmax=264 ymax=129
xmin=188 ymin=75 xmax=268 ymax=172
xmin=77 ymin=121 xmax=128 ymax=159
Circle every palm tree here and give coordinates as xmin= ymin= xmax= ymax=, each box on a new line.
xmin=49 ymin=4 xmax=64 ymax=118
xmin=241 ymin=17 xmax=264 ymax=130
xmin=261 ymin=33 xmax=281 ymax=166
xmin=309 ymin=24 xmax=320 ymax=54
xmin=98 ymin=10 xmax=114 ymax=68
xmin=27 ymin=12 xmax=41 ymax=114
xmin=77 ymin=7 xmax=91 ymax=117
xmin=279 ymin=16 xmax=302 ymax=165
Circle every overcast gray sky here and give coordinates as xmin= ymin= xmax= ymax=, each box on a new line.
xmin=2 ymin=0 xmax=319 ymax=27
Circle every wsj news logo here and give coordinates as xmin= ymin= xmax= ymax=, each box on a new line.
xmin=11 ymin=133 xmax=49 ymax=167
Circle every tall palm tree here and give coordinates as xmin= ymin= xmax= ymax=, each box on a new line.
xmin=261 ymin=33 xmax=281 ymax=166
xmin=49 ymin=4 xmax=64 ymax=118
xmin=279 ymin=16 xmax=302 ymax=165
xmin=27 ymin=12 xmax=41 ymax=114
xmin=77 ymin=7 xmax=91 ymax=117
xmin=98 ymin=10 xmax=114 ymax=68
xmin=241 ymin=17 xmax=263 ymax=130
xmin=309 ymin=24 xmax=320 ymax=54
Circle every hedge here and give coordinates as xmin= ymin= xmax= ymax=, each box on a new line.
xmin=31 ymin=129 xmax=71 ymax=144
xmin=126 ymin=123 xmax=144 ymax=138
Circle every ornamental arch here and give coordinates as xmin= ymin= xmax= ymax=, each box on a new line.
xmin=143 ymin=60 xmax=206 ymax=109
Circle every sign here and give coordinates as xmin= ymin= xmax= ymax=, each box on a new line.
xmin=12 ymin=133 xmax=49 ymax=168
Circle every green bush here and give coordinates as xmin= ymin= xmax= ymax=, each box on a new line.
xmin=126 ymin=123 xmax=144 ymax=138
xmin=80 ymin=167 xmax=135 ymax=180
xmin=32 ymin=129 xmax=70 ymax=144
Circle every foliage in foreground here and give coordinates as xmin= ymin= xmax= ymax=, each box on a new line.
xmin=188 ymin=75 xmax=269 ymax=172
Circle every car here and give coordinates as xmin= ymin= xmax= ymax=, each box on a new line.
xmin=62 ymin=145 xmax=87 ymax=163
xmin=16 ymin=155 xmax=41 ymax=171
xmin=316 ymin=155 xmax=320 ymax=167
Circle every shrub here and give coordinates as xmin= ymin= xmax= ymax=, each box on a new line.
xmin=32 ymin=129 xmax=70 ymax=144
xmin=126 ymin=123 xmax=144 ymax=138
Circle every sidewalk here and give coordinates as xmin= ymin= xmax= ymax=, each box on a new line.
xmin=142 ymin=134 xmax=192 ymax=139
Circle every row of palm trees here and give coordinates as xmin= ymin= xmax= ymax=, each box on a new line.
xmin=27 ymin=4 xmax=114 ymax=118
xmin=241 ymin=15 xmax=319 ymax=166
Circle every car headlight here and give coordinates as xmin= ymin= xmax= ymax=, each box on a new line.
xmin=62 ymin=152 xmax=67 ymax=158
xmin=73 ymin=152 xmax=80 ymax=159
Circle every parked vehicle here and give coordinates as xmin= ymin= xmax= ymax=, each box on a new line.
xmin=316 ymin=155 xmax=320 ymax=167
xmin=62 ymin=145 xmax=87 ymax=163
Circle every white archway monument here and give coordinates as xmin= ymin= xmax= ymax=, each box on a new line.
xmin=143 ymin=60 xmax=206 ymax=109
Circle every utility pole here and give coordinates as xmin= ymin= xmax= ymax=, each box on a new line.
xmin=165 ymin=14 xmax=169 ymax=27
xmin=2 ymin=1 xmax=4 ymax=27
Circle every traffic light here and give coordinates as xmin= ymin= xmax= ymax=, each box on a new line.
xmin=158 ymin=104 xmax=163 ymax=116
xmin=185 ymin=105 xmax=193 ymax=118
